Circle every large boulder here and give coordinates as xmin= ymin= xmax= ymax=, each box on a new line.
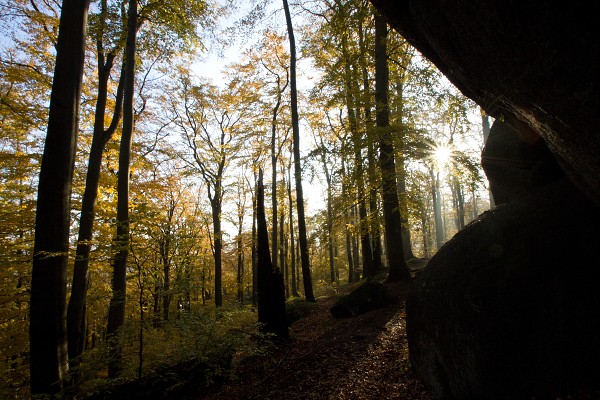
xmin=482 ymin=119 xmax=564 ymax=205
xmin=370 ymin=0 xmax=600 ymax=205
xmin=406 ymin=180 xmax=600 ymax=399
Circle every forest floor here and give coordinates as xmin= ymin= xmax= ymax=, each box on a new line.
xmin=198 ymin=271 xmax=431 ymax=400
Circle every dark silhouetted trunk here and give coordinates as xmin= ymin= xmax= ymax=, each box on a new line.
xmin=256 ymin=170 xmax=288 ymax=338
xmin=283 ymin=0 xmax=315 ymax=301
xmin=30 ymin=0 xmax=91 ymax=394
xmin=67 ymin=13 xmax=125 ymax=366
xmin=106 ymin=0 xmax=137 ymax=378
xmin=375 ymin=14 xmax=410 ymax=282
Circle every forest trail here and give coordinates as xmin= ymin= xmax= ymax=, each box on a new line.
xmin=200 ymin=279 xmax=431 ymax=400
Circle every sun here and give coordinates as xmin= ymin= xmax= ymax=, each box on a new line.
xmin=433 ymin=143 xmax=452 ymax=168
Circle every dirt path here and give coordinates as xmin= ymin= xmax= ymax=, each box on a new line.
xmin=200 ymin=282 xmax=430 ymax=400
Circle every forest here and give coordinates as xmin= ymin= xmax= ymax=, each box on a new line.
xmin=0 ymin=0 xmax=493 ymax=398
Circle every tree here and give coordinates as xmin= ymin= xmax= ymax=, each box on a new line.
xmin=374 ymin=13 xmax=410 ymax=281
xmin=282 ymin=0 xmax=315 ymax=301
xmin=67 ymin=0 xmax=125 ymax=367
xmin=105 ymin=0 xmax=137 ymax=379
xmin=256 ymin=170 xmax=288 ymax=338
xmin=29 ymin=0 xmax=91 ymax=394
xmin=171 ymin=71 xmax=255 ymax=307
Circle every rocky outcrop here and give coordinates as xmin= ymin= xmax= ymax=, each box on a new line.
xmin=370 ymin=0 xmax=600 ymax=205
xmin=406 ymin=180 xmax=600 ymax=399
xmin=482 ymin=120 xmax=564 ymax=205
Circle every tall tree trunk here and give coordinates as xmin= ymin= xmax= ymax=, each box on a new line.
xmin=271 ymin=116 xmax=278 ymax=268
xmin=375 ymin=14 xmax=411 ymax=282
xmin=358 ymin=19 xmax=383 ymax=273
xmin=397 ymin=159 xmax=415 ymax=260
xmin=237 ymin=219 xmax=244 ymax=304
xmin=268 ymin=71 xmax=287 ymax=269
xmin=450 ymin=176 xmax=465 ymax=231
xmin=252 ymin=172 xmax=258 ymax=305
xmin=318 ymin=138 xmax=336 ymax=283
xmin=351 ymin=204 xmax=360 ymax=281
xmin=392 ymin=56 xmax=416 ymax=261
xmin=430 ymin=167 xmax=445 ymax=250
xmin=212 ymin=195 xmax=223 ymax=307
xmin=341 ymin=159 xmax=355 ymax=283
xmin=106 ymin=0 xmax=137 ymax=378
xmin=471 ymin=184 xmax=479 ymax=220
xmin=256 ymin=170 xmax=288 ymax=338
xmin=161 ymin=200 xmax=175 ymax=321
xmin=282 ymin=211 xmax=290 ymax=297
xmin=287 ymin=174 xmax=299 ymax=297
xmin=341 ymin=31 xmax=373 ymax=280
xmin=283 ymin=0 xmax=315 ymax=301
xmin=67 ymin=42 xmax=125 ymax=367
xmin=279 ymin=202 xmax=287 ymax=295
xmin=30 ymin=0 xmax=91 ymax=394
xmin=326 ymin=170 xmax=336 ymax=283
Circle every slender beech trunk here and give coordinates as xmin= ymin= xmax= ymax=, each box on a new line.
xmin=252 ymin=172 xmax=258 ymax=305
xmin=326 ymin=167 xmax=336 ymax=283
xmin=283 ymin=0 xmax=315 ymax=301
xmin=351 ymin=204 xmax=360 ymax=281
xmin=287 ymin=173 xmax=299 ymax=297
xmin=318 ymin=137 xmax=336 ymax=283
xmin=237 ymin=215 xmax=244 ymax=304
xmin=358 ymin=19 xmax=383 ymax=273
xmin=271 ymin=110 xmax=279 ymax=268
xmin=393 ymin=74 xmax=416 ymax=259
xmin=67 ymin=17 xmax=125 ymax=366
xmin=161 ymin=200 xmax=175 ymax=321
xmin=106 ymin=0 xmax=137 ymax=378
xmin=392 ymin=48 xmax=416 ymax=261
xmin=341 ymin=159 xmax=355 ymax=283
xmin=430 ymin=167 xmax=445 ymax=250
xmin=211 ymin=195 xmax=223 ymax=307
xmin=471 ymin=185 xmax=479 ymax=220
xmin=279 ymin=204 xmax=287 ymax=296
xmin=374 ymin=14 xmax=410 ymax=282
xmin=267 ymin=69 xmax=288 ymax=269
xmin=30 ymin=0 xmax=91 ymax=394
xmin=341 ymin=30 xmax=373 ymax=280
xmin=451 ymin=176 xmax=465 ymax=230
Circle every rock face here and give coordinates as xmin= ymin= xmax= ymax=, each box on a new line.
xmin=370 ymin=0 xmax=600 ymax=205
xmin=482 ymin=120 xmax=564 ymax=205
xmin=368 ymin=2 xmax=600 ymax=397
xmin=406 ymin=180 xmax=600 ymax=399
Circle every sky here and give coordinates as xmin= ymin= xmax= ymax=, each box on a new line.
xmin=190 ymin=2 xmax=328 ymax=219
